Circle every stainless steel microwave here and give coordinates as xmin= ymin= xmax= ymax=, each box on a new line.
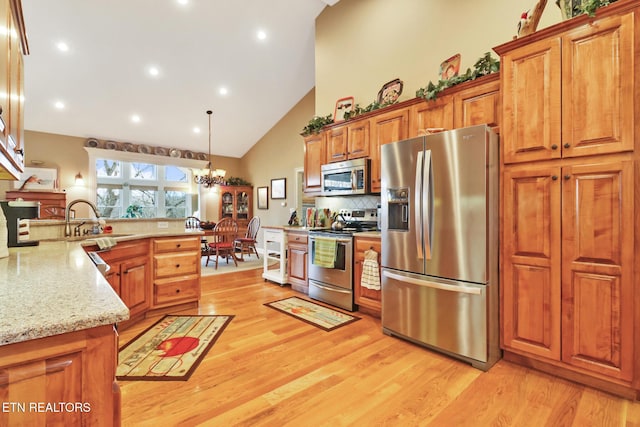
xmin=321 ymin=158 xmax=370 ymax=196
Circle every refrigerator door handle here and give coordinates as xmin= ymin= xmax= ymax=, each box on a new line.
xmin=383 ymin=270 xmax=483 ymax=295
xmin=423 ymin=150 xmax=432 ymax=259
xmin=415 ymin=151 xmax=424 ymax=260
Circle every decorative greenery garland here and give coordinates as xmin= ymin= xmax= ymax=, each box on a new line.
xmin=301 ymin=114 xmax=334 ymax=136
xmin=416 ymin=52 xmax=500 ymax=101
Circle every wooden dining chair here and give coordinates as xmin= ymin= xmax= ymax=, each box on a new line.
xmin=185 ymin=216 xmax=209 ymax=258
xmin=234 ymin=216 xmax=260 ymax=260
xmin=206 ymin=218 xmax=238 ymax=269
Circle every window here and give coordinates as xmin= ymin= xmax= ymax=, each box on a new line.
xmin=95 ymin=158 xmax=194 ymax=218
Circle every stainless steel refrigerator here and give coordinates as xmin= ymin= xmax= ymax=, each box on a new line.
xmin=380 ymin=125 xmax=500 ymax=371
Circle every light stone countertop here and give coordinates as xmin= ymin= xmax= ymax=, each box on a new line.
xmin=0 ymin=231 xmax=203 ymax=346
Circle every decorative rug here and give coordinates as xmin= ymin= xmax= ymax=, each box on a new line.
xmin=264 ymin=297 xmax=360 ymax=331
xmin=117 ymin=314 xmax=233 ymax=381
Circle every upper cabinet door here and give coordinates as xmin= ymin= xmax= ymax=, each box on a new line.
xmin=326 ymin=124 xmax=348 ymax=163
xmin=501 ymin=37 xmax=562 ymax=164
xmin=346 ymin=119 xmax=370 ymax=159
xmin=303 ymin=133 xmax=325 ymax=194
xmin=453 ymin=76 xmax=500 ymax=130
xmin=409 ymin=95 xmax=454 ymax=138
xmin=562 ymin=12 xmax=634 ymax=158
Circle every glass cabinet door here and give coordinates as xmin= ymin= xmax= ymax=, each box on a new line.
xmin=221 ymin=191 xmax=233 ymax=219
xmin=236 ymin=191 xmax=249 ymax=220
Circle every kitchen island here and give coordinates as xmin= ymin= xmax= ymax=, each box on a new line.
xmin=0 ymin=230 xmax=202 ymax=426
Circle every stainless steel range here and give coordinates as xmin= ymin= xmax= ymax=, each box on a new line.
xmin=308 ymin=209 xmax=378 ymax=311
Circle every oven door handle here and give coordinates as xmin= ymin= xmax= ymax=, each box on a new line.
xmin=310 ymin=237 xmax=352 ymax=244
xmin=311 ymin=282 xmax=352 ymax=294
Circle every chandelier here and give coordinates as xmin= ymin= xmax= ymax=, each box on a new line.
xmin=193 ymin=110 xmax=226 ymax=187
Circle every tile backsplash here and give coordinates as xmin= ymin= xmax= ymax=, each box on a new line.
xmin=314 ymin=194 xmax=380 ymax=211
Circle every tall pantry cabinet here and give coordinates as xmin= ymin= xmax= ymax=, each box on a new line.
xmin=495 ymin=1 xmax=639 ymax=399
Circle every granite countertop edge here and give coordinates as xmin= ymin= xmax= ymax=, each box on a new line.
xmin=0 ymin=231 xmax=201 ymax=347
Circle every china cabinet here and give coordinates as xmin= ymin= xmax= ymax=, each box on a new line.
xmin=218 ymin=185 xmax=253 ymax=232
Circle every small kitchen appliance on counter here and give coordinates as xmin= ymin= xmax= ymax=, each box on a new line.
xmin=0 ymin=200 xmax=40 ymax=247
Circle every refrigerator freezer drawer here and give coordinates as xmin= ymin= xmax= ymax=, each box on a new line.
xmin=382 ymin=269 xmax=488 ymax=363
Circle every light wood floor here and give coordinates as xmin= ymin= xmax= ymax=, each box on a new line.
xmin=118 ymin=269 xmax=640 ymax=426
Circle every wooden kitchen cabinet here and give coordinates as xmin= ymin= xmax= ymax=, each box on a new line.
xmin=496 ymin=2 xmax=639 ymax=399
xmin=354 ymin=235 xmax=382 ymax=317
xmin=218 ymin=185 xmax=252 ymax=232
xmin=303 ymin=132 xmax=325 ymax=194
xmin=500 ymin=11 xmax=633 ymax=164
xmin=0 ymin=0 xmax=27 ymax=180
xmin=326 ymin=118 xmax=370 ymax=163
xmin=6 ymin=190 xmax=66 ymax=219
xmin=0 ymin=325 xmax=120 ymax=426
xmin=369 ymin=108 xmax=409 ymax=193
xmin=99 ymin=239 xmax=151 ymax=325
xmin=152 ymin=236 xmax=201 ymax=310
xmin=287 ymin=230 xmax=308 ymax=294
xmin=452 ymin=73 xmax=500 ymax=130
xmin=409 ymin=94 xmax=453 ymax=137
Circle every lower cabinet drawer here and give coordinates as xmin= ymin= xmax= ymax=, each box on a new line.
xmin=153 ymin=275 xmax=200 ymax=306
xmin=154 ymin=252 xmax=199 ymax=278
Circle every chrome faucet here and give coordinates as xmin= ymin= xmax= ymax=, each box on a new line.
xmin=64 ymin=199 xmax=101 ymax=237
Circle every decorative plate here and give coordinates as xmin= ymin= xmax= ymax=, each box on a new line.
xmin=154 ymin=146 xmax=168 ymax=156
xmin=169 ymin=148 xmax=182 ymax=158
xmin=104 ymin=140 xmax=118 ymax=150
xmin=138 ymin=144 xmax=152 ymax=154
xmin=121 ymin=142 xmax=136 ymax=152
xmin=183 ymin=150 xmax=195 ymax=160
xmin=85 ymin=138 xmax=101 ymax=148
xmin=197 ymin=152 xmax=208 ymax=161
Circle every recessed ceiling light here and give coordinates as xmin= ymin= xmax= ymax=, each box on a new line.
xmin=54 ymin=101 xmax=65 ymax=109
xmin=56 ymin=42 xmax=69 ymax=52
xmin=177 ymin=0 xmax=188 ymax=4
xmin=256 ymin=30 xmax=267 ymax=41
xmin=147 ymin=66 xmax=160 ymax=77
xmin=219 ymin=87 xmax=228 ymax=96
xmin=193 ymin=127 xmax=201 ymax=134
xmin=131 ymin=114 xmax=141 ymax=123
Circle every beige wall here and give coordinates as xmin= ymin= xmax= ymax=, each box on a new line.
xmin=0 ymin=131 xmax=246 ymax=218
xmin=314 ymin=0 xmax=560 ymax=116
xmin=241 ymin=88 xmax=315 ymax=243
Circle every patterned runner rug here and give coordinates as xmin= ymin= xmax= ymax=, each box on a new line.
xmin=264 ymin=297 xmax=360 ymax=331
xmin=117 ymin=314 xmax=233 ymax=381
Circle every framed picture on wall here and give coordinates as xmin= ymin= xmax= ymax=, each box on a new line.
xmin=257 ymin=186 xmax=269 ymax=209
xmin=271 ymin=178 xmax=286 ymax=199
xmin=13 ymin=167 xmax=58 ymax=191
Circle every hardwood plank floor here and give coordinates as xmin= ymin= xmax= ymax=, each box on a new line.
xmin=118 ymin=269 xmax=640 ymax=426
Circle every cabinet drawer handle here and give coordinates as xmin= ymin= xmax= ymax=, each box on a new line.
xmin=176 ymin=264 xmax=180 ymax=268
xmin=176 ymin=244 xmax=181 ymax=248
xmin=552 ymin=175 xmax=558 ymax=181
xmin=564 ymin=143 xmax=571 ymax=149
xmin=564 ymin=175 xmax=570 ymax=180
xmin=551 ymin=144 xmax=558 ymax=150
xmin=176 ymin=289 xmax=181 ymax=293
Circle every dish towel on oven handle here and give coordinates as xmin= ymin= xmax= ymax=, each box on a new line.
xmin=361 ymin=249 xmax=381 ymax=290
xmin=312 ymin=236 xmax=337 ymax=268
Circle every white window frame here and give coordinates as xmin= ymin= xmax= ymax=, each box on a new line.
xmin=86 ymin=147 xmax=207 ymax=218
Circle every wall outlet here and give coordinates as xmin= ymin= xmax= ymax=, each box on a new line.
xmin=157 ymin=221 xmax=169 ymax=229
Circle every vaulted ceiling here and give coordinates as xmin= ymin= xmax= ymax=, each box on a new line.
xmin=21 ymin=0 xmax=337 ymax=158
